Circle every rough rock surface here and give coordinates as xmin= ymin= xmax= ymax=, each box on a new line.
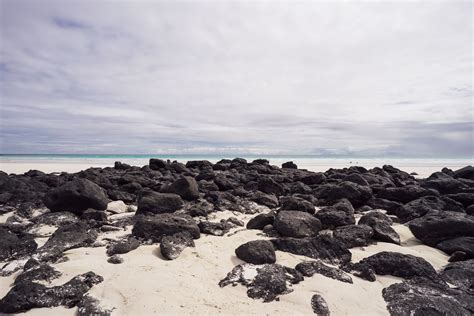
xmin=43 ymin=178 xmax=108 ymax=214
xmin=296 ymin=261 xmax=352 ymax=283
xmin=273 ymin=210 xmax=322 ymax=238
xmin=272 ymin=235 xmax=351 ymax=265
xmin=160 ymin=231 xmax=195 ymax=260
xmin=0 ymin=272 xmax=103 ymax=313
xmin=219 ymin=263 xmax=303 ymax=302
xmin=235 ymin=240 xmax=276 ymax=264
xmin=132 ymin=214 xmax=200 ymax=242
xmin=333 ymin=224 xmax=374 ymax=248
xmin=436 ymin=236 xmax=474 ymax=259
xmin=77 ymin=295 xmax=111 ymax=316
xmin=0 ymin=227 xmax=37 ymax=261
xmin=106 ymin=237 xmax=140 ymax=256
xmin=358 ymin=211 xmax=400 ymax=245
xmin=439 ymin=259 xmax=474 ymax=291
xmin=198 ymin=220 xmax=232 ymax=236
xmin=14 ymin=264 xmax=61 ymax=285
xmin=279 ymin=196 xmax=315 ymax=214
xmin=246 ymin=212 xmax=275 ymax=230
xmin=136 ymin=191 xmax=184 ymax=215
xmin=167 ymin=176 xmax=200 ymax=200
xmin=311 ymin=294 xmax=330 ymax=315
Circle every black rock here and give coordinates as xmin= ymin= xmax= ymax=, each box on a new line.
xmin=132 ymin=213 xmax=200 ymax=242
xmin=394 ymin=195 xmax=464 ymax=223
xmin=365 ymin=198 xmax=402 ymax=214
xmin=436 ymin=237 xmax=474 ymax=259
xmin=81 ymin=209 xmax=107 ymax=222
xmin=274 ymin=210 xmax=322 ymax=238
xmin=251 ymin=191 xmax=279 ymax=208
xmin=382 ymin=276 xmax=474 ymax=315
xmin=282 ymin=161 xmax=297 ymax=169
xmin=358 ymin=251 xmax=439 ymax=281
xmin=167 ymin=176 xmax=200 ymax=200
xmin=0 ymin=271 xmax=103 ymax=313
xmin=32 ymin=211 xmax=79 ymax=227
xmin=214 ymin=175 xmax=239 ymax=191
xmin=409 ymin=211 xmax=474 ymax=246
xmin=219 ymin=263 xmax=303 ymax=302
xmin=136 ymin=191 xmax=184 ymax=215
xmin=445 ymin=192 xmax=474 ymax=208
xmin=453 ymin=165 xmax=474 ymax=180
xmin=376 ymin=185 xmax=438 ymax=204
xmin=358 ymin=211 xmax=400 ymax=245
xmin=319 ymin=182 xmax=372 ymax=207
xmin=300 ymin=173 xmax=326 ymax=185
xmin=315 ymin=199 xmax=355 ymax=229
xmin=14 ymin=264 xmax=61 ymax=285
xmin=114 ymin=161 xmax=131 ymax=170
xmin=149 ymin=158 xmax=167 ymax=170
xmin=198 ymin=220 xmax=232 ymax=236
xmin=43 ymin=178 xmax=109 ymax=215
xmin=342 ymin=173 xmax=369 ymax=186
xmin=333 ymin=224 xmax=374 ymax=248
xmin=235 ymin=240 xmax=276 ymax=264
xmin=0 ymin=227 xmax=37 ymax=261
xmin=295 ymin=260 xmax=352 ymax=283
xmin=77 ymin=295 xmax=111 ymax=316
xmin=311 ymin=294 xmax=330 ymax=315
xmin=257 ymin=177 xmax=285 ymax=196
xmin=160 ymin=231 xmax=195 ymax=260
xmin=106 ymin=237 xmax=140 ymax=256
xmin=341 ymin=262 xmax=376 ymax=282
xmin=107 ymin=255 xmax=123 ymax=264
xmin=423 ymin=176 xmax=469 ymax=194
xmin=272 ymin=235 xmax=352 ymax=265
xmin=440 ymin=259 xmax=474 ymax=291
xmin=279 ymin=196 xmax=315 ymax=214
xmin=246 ymin=212 xmax=275 ymax=230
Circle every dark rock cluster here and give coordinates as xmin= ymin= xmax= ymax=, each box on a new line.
xmin=0 ymin=160 xmax=473 ymax=314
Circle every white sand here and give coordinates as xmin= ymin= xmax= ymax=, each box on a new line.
xmin=0 ymin=209 xmax=450 ymax=316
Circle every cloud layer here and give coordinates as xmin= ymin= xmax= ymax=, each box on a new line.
xmin=1 ymin=0 xmax=472 ymax=156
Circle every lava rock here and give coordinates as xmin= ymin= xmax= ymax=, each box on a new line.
xmin=365 ymin=198 xmax=402 ymax=214
xmin=77 ymin=295 xmax=111 ymax=316
xmin=279 ymin=196 xmax=315 ymax=214
xmin=358 ymin=251 xmax=439 ymax=281
xmin=0 ymin=271 xmax=103 ymax=313
xmin=436 ymin=236 xmax=474 ymax=259
xmin=43 ymin=178 xmax=108 ymax=215
xmin=136 ymin=191 xmax=184 ymax=215
xmin=358 ymin=211 xmax=400 ymax=245
xmin=167 ymin=176 xmax=200 ymax=200
xmin=440 ymin=259 xmax=474 ymax=291
xmin=149 ymin=158 xmax=167 ymax=170
xmin=251 ymin=191 xmax=279 ymax=208
xmin=274 ymin=210 xmax=322 ymax=238
xmin=394 ymin=195 xmax=464 ymax=223
xmin=319 ymin=182 xmax=372 ymax=207
xmin=333 ymin=224 xmax=374 ymax=248
xmin=246 ymin=212 xmax=275 ymax=230
xmin=311 ymin=294 xmax=330 ymax=315
xmin=106 ymin=237 xmax=140 ymax=256
xmin=0 ymin=227 xmax=37 ymax=261
xmin=235 ymin=240 xmax=276 ymax=264
xmin=257 ymin=177 xmax=285 ymax=196
xmin=14 ymin=264 xmax=61 ymax=285
xmin=453 ymin=165 xmax=474 ymax=180
xmin=409 ymin=211 xmax=474 ymax=246
xmin=272 ymin=235 xmax=351 ymax=265
xmin=219 ymin=263 xmax=303 ymax=302
xmin=376 ymin=185 xmax=438 ymax=204
xmin=160 ymin=231 xmax=195 ymax=260
xmin=132 ymin=213 xmax=200 ymax=242
xmin=198 ymin=220 xmax=232 ymax=236
xmin=107 ymin=255 xmax=123 ymax=264
xmin=282 ymin=161 xmax=297 ymax=169
xmin=296 ymin=260 xmax=352 ymax=283
xmin=341 ymin=262 xmax=376 ymax=282
xmin=300 ymin=173 xmax=326 ymax=185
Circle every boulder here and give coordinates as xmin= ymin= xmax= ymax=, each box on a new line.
xmin=198 ymin=220 xmax=232 ymax=236
xmin=409 ymin=211 xmax=474 ymax=246
xmin=235 ymin=240 xmax=276 ymax=264
xmin=365 ymin=198 xmax=402 ymax=214
xmin=14 ymin=264 xmax=61 ymax=285
xmin=453 ymin=165 xmax=474 ymax=180
xmin=319 ymin=181 xmax=372 ymax=207
xmin=136 ymin=191 xmax=183 ymax=215
xmin=300 ymin=173 xmax=326 ymax=185
xmin=106 ymin=237 xmax=140 ymax=256
xmin=251 ymin=191 xmax=279 ymax=208
xmin=272 ymin=235 xmax=351 ymax=265
xmin=295 ymin=260 xmax=352 ymax=283
xmin=246 ymin=212 xmax=275 ymax=230
xmin=436 ymin=237 xmax=474 ymax=259
xmin=311 ymin=294 xmax=330 ymax=316
xmin=282 ymin=161 xmax=297 ymax=169
xmin=0 ymin=227 xmax=37 ymax=261
xmin=274 ymin=210 xmax=322 ymax=238
xmin=43 ymin=179 xmax=108 ymax=215
xmin=358 ymin=211 xmax=400 ymax=245
xmin=149 ymin=158 xmax=167 ymax=170
xmin=342 ymin=173 xmax=369 ymax=186
xmin=394 ymin=195 xmax=464 ymax=223
xmin=445 ymin=192 xmax=474 ymax=208
xmin=160 ymin=231 xmax=195 ymax=260
xmin=440 ymin=260 xmax=474 ymax=291
xmin=132 ymin=214 xmax=200 ymax=242
xmin=279 ymin=196 xmax=315 ymax=214
xmin=315 ymin=199 xmax=355 ymax=229
xmin=167 ymin=177 xmax=199 ymax=200
xmin=333 ymin=224 xmax=374 ymax=248
xmin=257 ymin=177 xmax=285 ymax=196
xmin=376 ymin=185 xmax=438 ymax=204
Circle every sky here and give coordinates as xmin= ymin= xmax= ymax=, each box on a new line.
xmin=0 ymin=0 xmax=473 ymax=157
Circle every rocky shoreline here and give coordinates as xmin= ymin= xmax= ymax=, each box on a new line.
xmin=0 ymin=158 xmax=473 ymax=315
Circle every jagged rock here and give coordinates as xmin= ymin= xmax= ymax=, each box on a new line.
xmin=382 ymin=277 xmax=474 ymax=315
xmin=453 ymin=165 xmax=474 ymax=180
xmin=235 ymin=240 xmax=276 ymax=264
xmin=318 ymin=181 xmax=372 ymax=207
xmin=81 ymin=209 xmax=107 ymax=222
xmin=246 ymin=212 xmax=275 ymax=230
xmin=282 ymin=161 xmax=297 ymax=169
xmin=333 ymin=224 xmax=374 ymax=248
xmin=279 ymin=196 xmax=315 ymax=214
xmin=274 ymin=210 xmax=322 ymax=238
xmin=227 ymin=217 xmax=244 ymax=227
xmin=0 ymin=271 xmax=103 ymax=313
xmin=32 ymin=211 xmax=79 ymax=227
xmin=107 ymin=255 xmax=123 ymax=264
xmin=445 ymin=192 xmax=474 ymax=208
xmin=342 ymin=173 xmax=369 ymax=186
xmin=149 ymin=158 xmax=167 ymax=170
xmin=0 ymin=227 xmax=37 ymax=261
xmin=311 ymin=294 xmax=330 ymax=315
xmin=376 ymin=185 xmax=438 ymax=204
xmin=106 ymin=237 xmax=140 ymax=256
xmin=37 ymin=222 xmax=97 ymax=261
xmin=257 ymin=177 xmax=285 ymax=196
xmin=43 ymin=178 xmax=108 ymax=214
xmin=14 ymin=264 xmax=61 ymax=285
xmin=409 ymin=211 xmax=474 ymax=246
xmin=358 ymin=251 xmax=439 ymax=281
xmin=315 ymin=199 xmax=355 ymax=229
xmin=358 ymin=211 xmax=400 ymax=245
xmin=394 ymin=195 xmax=464 ymax=223
xmin=77 ymin=295 xmax=111 ymax=316
xmin=167 ymin=176 xmax=200 ymax=200
xmin=214 ymin=175 xmax=239 ymax=191
xmin=436 ymin=237 xmax=474 ymax=259
xmin=300 ymin=173 xmax=326 ymax=185
xmin=218 ymin=263 xmax=303 ymax=302
xmin=251 ymin=191 xmax=279 ymax=208
xmin=132 ymin=214 xmax=200 ymax=242
xmin=341 ymin=262 xmax=376 ymax=282
xmin=296 ymin=261 xmax=352 ymax=283
xmin=272 ymin=235 xmax=351 ymax=265
xmin=449 ymin=251 xmax=467 ymax=262
xmin=198 ymin=220 xmax=232 ymax=236
xmin=440 ymin=259 xmax=474 ymax=291
xmin=160 ymin=231 xmax=195 ymax=260
xmin=365 ymin=198 xmax=402 ymax=214
xmin=136 ymin=191 xmax=184 ymax=215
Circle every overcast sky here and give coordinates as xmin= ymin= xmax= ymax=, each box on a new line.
xmin=1 ymin=0 xmax=472 ymax=157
